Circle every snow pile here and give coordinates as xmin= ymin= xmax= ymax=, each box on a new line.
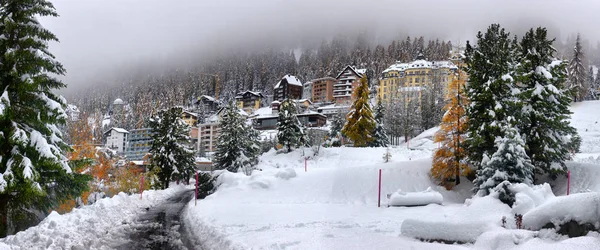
xmin=473 ymin=229 xmax=537 ymax=249
xmin=0 ymin=185 xmax=187 ymax=249
xmin=523 ymin=192 xmax=600 ymax=230
xmin=388 ymin=187 xmax=443 ymax=206
xmin=510 ymin=183 xmax=556 ymax=215
xmin=402 ymin=219 xmax=492 ymax=243
xmin=570 ymin=100 xmax=600 ymax=159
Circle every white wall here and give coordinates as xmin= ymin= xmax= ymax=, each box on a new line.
xmin=106 ymin=130 xmax=127 ymax=153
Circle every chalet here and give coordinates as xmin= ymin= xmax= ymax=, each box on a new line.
xmin=196 ymin=95 xmax=220 ymax=113
xmin=333 ymin=66 xmax=366 ymax=104
xmin=235 ymin=91 xmax=264 ymax=113
xmin=274 ymin=75 xmax=303 ymax=102
xmin=103 ymin=127 xmax=129 ymax=153
xmin=181 ymin=110 xmax=198 ymax=127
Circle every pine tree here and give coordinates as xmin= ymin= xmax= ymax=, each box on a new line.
xmin=148 ymin=107 xmax=195 ymax=189
xmin=431 ymin=73 xmax=470 ymax=189
xmin=213 ymin=102 xmax=260 ymax=175
xmin=586 ymin=66 xmax=597 ymax=100
xmin=370 ymin=99 xmax=389 ymax=147
xmin=464 ymin=24 xmax=516 ymax=174
xmin=0 ymin=0 xmax=90 ymax=236
xmin=277 ymin=99 xmax=305 ymax=152
xmin=474 ymin=126 xmax=534 ymax=206
xmin=342 ymin=76 xmax=376 ymax=147
xmin=568 ymin=33 xmax=588 ymax=102
xmin=514 ymin=27 xmax=580 ymax=177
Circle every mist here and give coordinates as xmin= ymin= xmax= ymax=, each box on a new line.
xmin=42 ymin=0 xmax=600 ymax=95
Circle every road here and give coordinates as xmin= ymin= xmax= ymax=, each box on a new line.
xmin=117 ymin=189 xmax=199 ymax=250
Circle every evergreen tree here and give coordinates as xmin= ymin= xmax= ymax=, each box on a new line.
xmin=370 ymin=99 xmax=389 ymax=147
xmin=277 ymin=99 xmax=305 ymax=152
xmin=148 ymin=107 xmax=195 ymax=189
xmin=342 ymin=76 xmax=376 ymax=147
xmin=328 ymin=109 xmax=346 ymax=146
xmin=474 ymin=126 xmax=534 ymax=206
xmin=464 ymin=24 xmax=516 ymax=174
xmin=431 ymin=73 xmax=470 ymax=189
xmin=568 ymin=33 xmax=588 ymax=102
xmin=0 ymin=0 xmax=90 ymax=237
xmin=213 ymin=102 xmax=260 ymax=175
xmin=586 ymin=66 xmax=597 ymax=100
xmin=514 ymin=27 xmax=580 ymax=177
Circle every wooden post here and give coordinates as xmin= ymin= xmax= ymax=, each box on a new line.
xmin=378 ymin=169 xmax=382 ymax=207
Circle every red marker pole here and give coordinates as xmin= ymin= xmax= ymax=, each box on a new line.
xmin=195 ymin=171 xmax=198 ymax=206
xmin=378 ymin=169 xmax=382 ymax=208
xmin=567 ymin=170 xmax=571 ymax=195
xmin=140 ymin=175 xmax=144 ymax=200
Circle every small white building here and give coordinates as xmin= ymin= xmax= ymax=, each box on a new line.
xmin=66 ymin=104 xmax=80 ymax=122
xmin=104 ymin=127 xmax=129 ymax=153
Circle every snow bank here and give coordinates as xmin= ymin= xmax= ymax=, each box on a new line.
xmin=388 ymin=187 xmax=443 ymax=206
xmin=523 ymin=192 xmax=600 ymax=230
xmin=474 ymin=229 xmax=537 ymax=249
xmin=510 ymin=183 xmax=556 ymax=215
xmin=401 ymin=219 xmax=492 ymax=243
xmin=0 ymin=185 xmax=187 ymax=249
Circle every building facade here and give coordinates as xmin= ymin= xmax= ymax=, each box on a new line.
xmin=274 ymin=74 xmax=303 ymax=102
xmin=235 ymin=91 xmax=264 ymax=113
xmin=310 ymin=77 xmax=336 ymax=104
xmin=125 ymin=128 xmax=153 ymax=161
xmin=333 ymin=66 xmax=366 ymax=104
xmin=104 ymin=127 xmax=129 ymax=153
xmin=303 ymin=81 xmax=312 ymax=101
xmin=181 ymin=110 xmax=198 ymax=127
xmin=197 ymin=122 xmax=220 ymax=153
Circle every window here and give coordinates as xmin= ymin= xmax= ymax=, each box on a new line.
xmin=415 ymin=78 xmax=420 ymax=83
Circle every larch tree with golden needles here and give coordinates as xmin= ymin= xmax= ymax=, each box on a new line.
xmin=431 ymin=72 xmax=470 ymax=189
xmin=342 ymin=76 xmax=375 ymax=147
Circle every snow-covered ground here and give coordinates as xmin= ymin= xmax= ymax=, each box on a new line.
xmin=183 ymin=100 xmax=600 ymax=249
xmin=0 ymin=185 xmax=188 ymax=250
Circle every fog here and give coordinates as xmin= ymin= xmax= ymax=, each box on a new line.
xmin=41 ymin=0 xmax=600 ymax=94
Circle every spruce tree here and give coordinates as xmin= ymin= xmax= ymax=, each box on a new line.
xmin=342 ymin=76 xmax=376 ymax=147
xmin=431 ymin=73 xmax=470 ymax=188
xmin=586 ymin=66 xmax=597 ymax=100
xmin=277 ymin=99 xmax=305 ymax=153
xmin=0 ymin=0 xmax=90 ymax=236
xmin=370 ymin=99 xmax=389 ymax=147
xmin=327 ymin=109 xmax=345 ymax=147
xmin=474 ymin=126 xmax=534 ymax=206
xmin=213 ymin=102 xmax=260 ymax=175
xmin=464 ymin=24 xmax=515 ymax=175
xmin=515 ymin=27 xmax=580 ymax=177
xmin=148 ymin=107 xmax=195 ymax=189
xmin=568 ymin=33 xmax=588 ymax=102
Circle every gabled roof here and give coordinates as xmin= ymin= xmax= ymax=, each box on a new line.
xmin=235 ymin=91 xmax=264 ymax=99
xmin=182 ymin=110 xmax=198 ymax=118
xmin=104 ymin=127 xmax=129 ymax=135
xmin=335 ymin=65 xmax=366 ymax=79
xmin=275 ymin=74 xmax=302 ymax=88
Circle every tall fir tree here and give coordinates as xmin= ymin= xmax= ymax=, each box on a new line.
xmin=568 ymin=33 xmax=588 ymax=102
xmin=342 ymin=76 xmax=376 ymax=147
xmin=213 ymin=102 xmax=260 ymax=175
xmin=464 ymin=24 xmax=516 ymax=176
xmin=586 ymin=66 xmax=597 ymax=100
xmin=0 ymin=0 xmax=90 ymax=236
xmin=328 ymin=109 xmax=346 ymax=146
xmin=370 ymin=99 xmax=389 ymax=147
xmin=148 ymin=107 xmax=195 ymax=189
xmin=474 ymin=126 xmax=534 ymax=206
xmin=514 ymin=27 xmax=580 ymax=177
xmin=277 ymin=99 xmax=305 ymax=152
xmin=431 ymin=73 xmax=470 ymax=189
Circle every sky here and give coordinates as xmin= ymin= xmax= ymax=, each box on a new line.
xmin=41 ymin=0 xmax=600 ymax=94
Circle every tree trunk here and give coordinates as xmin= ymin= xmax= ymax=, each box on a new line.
xmin=0 ymin=194 xmax=8 ymax=237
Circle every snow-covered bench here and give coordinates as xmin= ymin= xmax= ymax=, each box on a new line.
xmin=387 ymin=187 xmax=443 ymax=207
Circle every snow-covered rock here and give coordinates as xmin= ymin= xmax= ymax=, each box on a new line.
xmin=401 ymin=219 xmax=491 ymax=243
xmin=523 ymin=192 xmax=600 ymax=230
xmin=388 ymin=187 xmax=443 ymax=207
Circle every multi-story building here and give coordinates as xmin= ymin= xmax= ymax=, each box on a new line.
xmin=104 ymin=127 xmax=129 ymax=153
xmin=197 ymin=122 xmax=220 ymax=153
xmin=125 ymin=128 xmax=153 ymax=161
xmin=378 ymin=54 xmax=459 ymax=103
xmin=274 ymin=74 xmax=303 ymax=102
xmin=333 ymin=66 xmax=366 ymax=104
xmin=302 ymin=81 xmax=312 ymax=101
xmin=235 ymin=91 xmax=264 ymax=113
xmin=309 ymin=77 xmax=336 ymax=104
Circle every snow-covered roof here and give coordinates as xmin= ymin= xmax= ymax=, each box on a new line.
xmin=113 ymin=98 xmax=124 ymax=105
xmin=316 ymin=104 xmax=350 ymax=111
xmin=66 ymin=104 xmax=80 ymax=113
xmin=200 ymin=95 xmax=216 ymax=102
xmin=383 ymin=63 xmax=410 ymax=73
xmin=104 ymin=127 xmax=129 ymax=135
xmin=409 ymin=60 xmax=432 ymax=69
xmin=432 ymin=61 xmax=458 ymax=69
xmin=253 ymin=107 xmax=274 ymax=117
xmin=182 ymin=110 xmax=198 ymax=117
xmin=235 ymin=91 xmax=264 ymax=99
xmin=335 ymin=65 xmax=366 ymax=79
xmin=297 ymin=99 xmax=312 ymax=104
xmin=275 ymin=74 xmax=302 ymax=88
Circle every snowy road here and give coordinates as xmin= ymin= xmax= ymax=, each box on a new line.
xmin=117 ymin=189 xmax=198 ymax=250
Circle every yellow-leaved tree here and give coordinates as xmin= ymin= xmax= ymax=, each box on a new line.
xmin=431 ymin=71 xmax=471 ymax=189
xmin=341 ymin=76 xmax=376 ymax=147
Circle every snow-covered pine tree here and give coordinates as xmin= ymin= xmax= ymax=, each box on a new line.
xmin=148 ymin=107 xmax=195 ymax=189
xmin=342 ymin=76 xmax=376 ymax=147
xmin=213 ymin=102 xmax=260 ymax=175
xmin=586 ymin=66 xmax=598 ymax=100
xmin=474 ymin=126 xmax=534 ymax=206
xmin=514 ymin=27 xmax=580 ymax=177
xmin=464 ymin=24 xmax=516 ymax=174
xmin=370 ymin=99 xmax=389 ymax=147
xmin=568 ymin=33 xmax=588 ymax=102
xmin=0 ymin=0 xmax=91 ymax=236
xmin=431 ymin=72 xmax=470 ymax=189
xmin=329 ymin=109 xmax=345 ymax=140
xmin=277 ymin=99 xmax=305 ymax=152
